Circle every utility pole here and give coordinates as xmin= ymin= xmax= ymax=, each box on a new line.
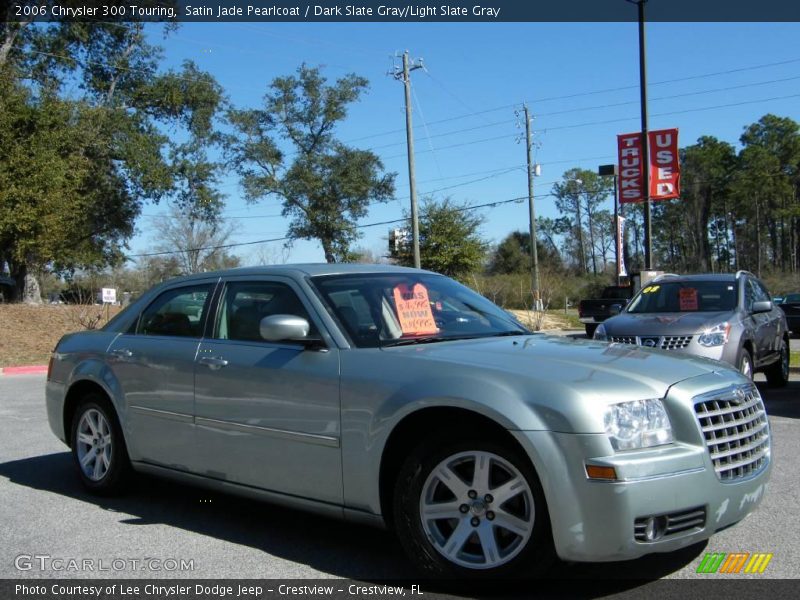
xmin=523 ymin=103 xmax=541 ymax=307
xmin=393 ymin=51 xmax=424 ymax=269
xmin=632 ymin=0 xmax=653 ymax=270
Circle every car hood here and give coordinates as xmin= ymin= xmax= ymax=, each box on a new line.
xmin=602 ymin=311 xmax=734 ymax=336
xmin=385 ymin=334 xmax=727 ymax=402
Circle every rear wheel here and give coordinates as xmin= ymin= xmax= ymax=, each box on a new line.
xmin=70 ymin=394 xmax=131 ymax=494
xmin=737 ymin=348 xmax=754 ymax=380
xmin=765 ymin=339 xmax=789 ymax=388
xmin=393 ymin=437 xmax=554 ymax=578
xmin=585 ymin=324 xmax=597 ymax=338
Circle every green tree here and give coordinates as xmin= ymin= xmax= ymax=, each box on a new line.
xmin=487 ymin=231 xmax=562 ymax=275
xmin=0 ymin=22 xmax=226 ymax=299
xmin=228 ymin=65 xmax=395 ymax=263
xmin=391 ymin=198 xmax=488 ymax=280
xmin=552 ymin=169 xmax=612 ymax=274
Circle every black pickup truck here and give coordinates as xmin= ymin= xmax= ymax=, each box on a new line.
xmin=578 ymin=285 xmax=634 ymax=337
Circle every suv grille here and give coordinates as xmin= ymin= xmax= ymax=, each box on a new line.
xmin=609 ymin=335 xmax=692 ymax=350
xmin=694 ymin=386 xmax=770 ymax=482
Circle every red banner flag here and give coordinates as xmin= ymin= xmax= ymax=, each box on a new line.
xmin=648 ymin=128 xmax=680 ymax=200
xmin=617 ymin=133 xmax=645 ymax=204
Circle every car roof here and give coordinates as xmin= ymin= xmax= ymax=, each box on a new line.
xmin=163 ymin=263 xmax=434 ymax=285
xmin=655 ymin=273 xmax=743 ymax=283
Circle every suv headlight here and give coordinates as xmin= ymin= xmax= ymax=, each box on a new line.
xmin=604 ymin=399 xmax=673 ymax=451
xmin=698 ymin=322 xmax=731 ymax=347
xmin=593 ymin=323 xmax=607 ymax=341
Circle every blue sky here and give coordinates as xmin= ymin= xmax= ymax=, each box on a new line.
xmin=134 ymin=21 xmax=800 ymax=264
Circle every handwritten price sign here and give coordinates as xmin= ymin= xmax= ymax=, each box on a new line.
xmin=393 ymin=283 xmax=439 ymax=336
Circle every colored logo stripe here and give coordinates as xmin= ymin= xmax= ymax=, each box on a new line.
xmin=697 ymin=552 xmax=773 ymax=574
xmin=719 ymin=553 xmax=749 ymax=573
xmin=744 ymin=553 xmax=773 ymax=573
xmin=697 ymin=553 xmax=727 ymax=573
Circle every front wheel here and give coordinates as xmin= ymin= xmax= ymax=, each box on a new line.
xmin=765 ymin=340 xmax=790 ymax=388
xmin=70 ymin=395 xmax=131 ymax=494
xmin=585 ymin=323 xmax=597 ymax=338
xmin=737 ymin=348 xmax=754 ymax=380
xmin=393 ymin=438 xmax=554 ymax=578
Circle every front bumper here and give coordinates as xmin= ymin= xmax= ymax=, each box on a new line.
xmin=512 ymin=425 xmax=770 ymax=562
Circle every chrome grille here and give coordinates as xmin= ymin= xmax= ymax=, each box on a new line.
xmin=609 ymin=335 xmax=692 ymax=350
xmin=634 ymin=506 xmax=706 ymax=542
xmin=662 ymin=335 xmax=692 ymax=349
xmin=694 ymin=386 xmax=770 ymax=482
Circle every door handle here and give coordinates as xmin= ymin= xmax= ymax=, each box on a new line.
xmin=110 ymin=348 xmax=133 ymax=359
xmin=198 ymin=356 xmax=229 ymax=370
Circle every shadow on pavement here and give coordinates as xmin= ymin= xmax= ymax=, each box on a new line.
xmin=0 ymin=452 xmax=707 ymax=596
xmin=756 ymin=380 xmax=800 ymax=419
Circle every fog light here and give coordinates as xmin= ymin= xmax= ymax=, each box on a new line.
xmin=644 ymin=516 xmax=667 ymax=541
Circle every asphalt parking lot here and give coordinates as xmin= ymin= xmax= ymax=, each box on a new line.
xmin=0 ymin=373 xmax=797 ymax=586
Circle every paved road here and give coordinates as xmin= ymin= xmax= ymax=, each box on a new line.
xmin=0 ymin=374 xmax=797 ymax=585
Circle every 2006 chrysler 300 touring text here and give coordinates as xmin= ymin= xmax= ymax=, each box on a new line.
xmin=46 ymin=264 xmax=771 ymax=577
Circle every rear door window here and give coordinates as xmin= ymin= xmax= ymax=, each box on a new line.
xmin=135 ymin=285 xmax=213 ymax=338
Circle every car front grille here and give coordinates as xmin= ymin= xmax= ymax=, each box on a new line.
xmin=634 ymin=506 xmax=706 ymax=542
xmin=694 ymin=386 xmax=770 ymax=482
xmin=609 ymin=335 xmax=692 ymax=350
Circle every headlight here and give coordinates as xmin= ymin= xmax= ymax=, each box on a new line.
xmin=604 ymin=399 xmax=673 ymax=451
xmin=593 ymin=323 xmax=607 ymax=341
xmin=698 ymin=322 xmax=731 ymax=347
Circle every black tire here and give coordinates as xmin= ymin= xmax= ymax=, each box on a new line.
xmin=393 ymin=436 xmax=555 ymax=579
xmin=585 ymin=324 xmax=597 ymax=338
xmin=70 ymin=394 xmax=131 ymax=495
xmin=765 ymin=339 xmax=790 ymax=388
xmin=736 ymin=347 xmax=754 ymax=381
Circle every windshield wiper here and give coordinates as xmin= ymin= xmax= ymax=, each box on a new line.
xmin=484 ymin=331 xmax=529 ymax=337
xmin=382 ymin=335 xmax=478 ymax=347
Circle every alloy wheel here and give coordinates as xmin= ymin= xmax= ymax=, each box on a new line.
xmin=76 ymin=408 xmax=113 ymax=481
xmin=419 ymin=451 xmax=534 ymax=570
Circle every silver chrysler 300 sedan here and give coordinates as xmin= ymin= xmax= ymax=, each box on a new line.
xmin=46 ymin=265 xmax=771 ymax=578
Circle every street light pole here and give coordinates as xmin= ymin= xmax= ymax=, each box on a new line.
xmin=632 ymin=0 xmax=653 ymax=270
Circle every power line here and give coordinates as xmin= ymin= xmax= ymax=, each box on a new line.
xmin=344 ymin=56 xmax=800 ymax=144
xmin=126 ymin=192 xmax=556 ymax=260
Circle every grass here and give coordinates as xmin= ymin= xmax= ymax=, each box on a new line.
xmin=0 ymin=304 xmax=121 ymax=368
xmin=791 ymin=350 xmax=799 ymax=369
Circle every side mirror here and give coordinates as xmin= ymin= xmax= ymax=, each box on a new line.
xmin=260 ymin=314 xmax=311 ymax=342
xmin=609 ymin=304 xmax=623 ymax=316
xmin=751 ymin=300 xmax=773 ymax=314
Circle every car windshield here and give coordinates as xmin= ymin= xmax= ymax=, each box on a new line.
xmin=784 ymin=293 xmax=800 ymax=303
xmin=310 ymin=273 xmax=529 ymax=348
xmin=626 ymin=280 xmax=738 ymax=314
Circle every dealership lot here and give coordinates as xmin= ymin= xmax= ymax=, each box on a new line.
xmin=0 ymin=373 xmax=797 ymax=582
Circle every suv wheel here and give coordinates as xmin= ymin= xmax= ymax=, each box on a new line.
xmin=765 ymin=340 xmax=789 ymax=388
xmin=393 ymin=438 xmax=554 ymax=578
xmin=737 ymin=348 xmax=753 ymax=380
xmin=70 ymin=395 xmax=131 ymax=494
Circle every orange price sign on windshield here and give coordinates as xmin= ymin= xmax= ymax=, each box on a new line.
xmin=393 ymin=283 xmax=439 ymax=336
xmin=679 ymin=288 xmax=699 ymax=311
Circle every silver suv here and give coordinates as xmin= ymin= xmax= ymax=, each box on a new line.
xmin=595 ymin=271 xmax=790 ymax=386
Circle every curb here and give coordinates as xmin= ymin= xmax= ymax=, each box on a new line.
xmin=0 ymin=365 xmax=48 ymax=376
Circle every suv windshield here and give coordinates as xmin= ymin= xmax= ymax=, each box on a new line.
xmin=627 ymin=280 xmax=738 ymax=314
xmin=311 ymin=273 xmax=528 ymax=348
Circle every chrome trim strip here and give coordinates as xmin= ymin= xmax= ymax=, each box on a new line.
xmin=195 ymin=416 xmax=340 ymax=448
xmin=129 ymin=406 xmax=193 ymax=424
